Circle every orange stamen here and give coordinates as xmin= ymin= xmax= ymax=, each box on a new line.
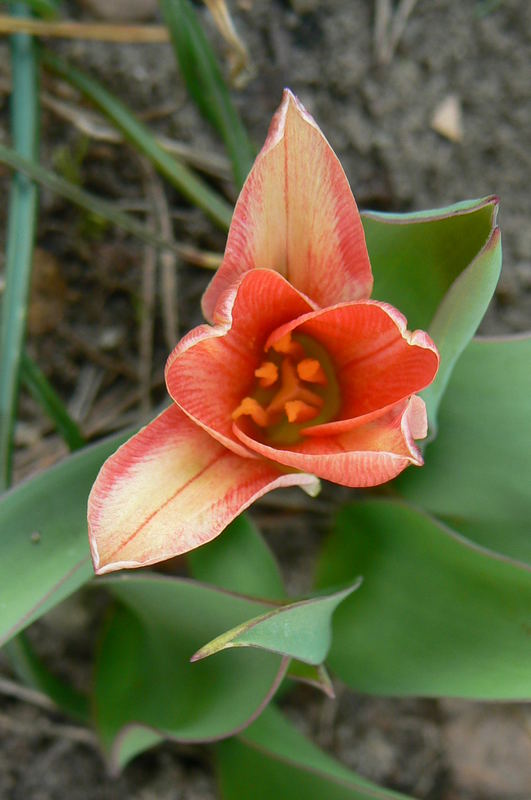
xmin=254 ymin=361 xmax=279 ymax=388
xmin=284 ymin=400 xmax=321 ymax=424
xmin=270 ymin=331 xmax=304 ymax=358
xmin=297 ymin=358 xmax=327 ymax=385
xmin=232 ymin=397 xmax=269 ymax=427
xmin=267 ymin=359 xmax=323 ymax=415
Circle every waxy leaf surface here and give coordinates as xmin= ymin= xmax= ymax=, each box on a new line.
xmin=192 ymin=583 xmax=360 ymax=665
xmin=363 ymin=197 xmax=501 ymax=426
xmin=285 ymin=660 xmax=335 ymax=698
xmin=0 ymin=432 xmax=130 ymax=645
xmin=94 ymin=574 xmax=289 ymax=771
xmin=187 ymin=513 xmax=285 ymax=599
xmin=316 ymin=500 xmax=531 ymax=699
xmin=217 ymin=705 xmax=410 ymax=799
xmin=397 ymin=335 xmax=531 ymax=564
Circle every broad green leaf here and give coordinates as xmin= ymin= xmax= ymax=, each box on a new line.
xmin=42 ymin=50 xmax=233 ymax=229
xmin=362 ymin=197 xmax=501 ymax=427
xmin=421 ymin=226 xmax=501 ymax=427
xmin=286 ymin=660 xmax=335 ymax=698
xmin=188 ymin=513 xmax=284 ymax=599
xmin=397 ymin=335 xmax=531 ymax=564
xmin=0 ymin=431 xmax=130 ymax=645
xmin=217 ymin=705 xmax=409 ymax=799
xmin=363 ymin=197 xmax=497 ymax=330
xmin=192 ymin=583 xmax=360 ymax=665
xmin=159 ymin=0 xmax=255 ymax=189
xmin=95 ymin=574 xmax=288 ymax=771
xmin=316 ymin=500 xmax=531 ymax=699
xmin=0 ymin=7 xmax=39 ymax=490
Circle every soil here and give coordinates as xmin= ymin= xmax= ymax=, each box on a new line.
xmin=0 ymin=0 xmax=530 ymax=798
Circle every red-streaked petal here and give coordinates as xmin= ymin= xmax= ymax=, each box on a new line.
xmin=233 ymin=396 xmax=427 ymax=488
xmin=165 ymin=269 xmax=313 ymax=456
xmin=88 ymin=405 xmax=319 ymax=574
xmin=266 ymin=299 xmax=438 ymax=433
xmin=202 ymin=89 xmax=373 ymax=321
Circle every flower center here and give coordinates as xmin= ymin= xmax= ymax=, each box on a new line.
xmin=232 ymin=332 xmax=341 ymax=445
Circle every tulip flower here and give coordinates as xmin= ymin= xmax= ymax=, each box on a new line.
xmin=88 ymin=90 xmax=439 ymax=574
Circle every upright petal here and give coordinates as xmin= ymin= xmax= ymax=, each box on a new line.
xmin=233 ymin=397 xmax=427 ymax=488
xmin=88 ymin=404 xmax=319 ymax=573
xmin=202 ymin=90 xmax=373 ymax=321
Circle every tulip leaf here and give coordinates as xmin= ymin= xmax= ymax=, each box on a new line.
xmin=94 ymin=574 xmax=289 ymax=771
xmin=363 ymin=197 xmax=501 ymax=427
xmin=187 ymin=513 xmax=285 ymax=599
xmin=0 ymin=431 xmax=130 ymax=645
xmin=217 ymin=705 xmax=410 ymax=799
xmin=396 ymin=335 xmax=531 ymax=564
xmin=363 ymin=197 xmax=497 ymax=330
xmin=286 ymin=660 xmax=335 ymax=698
xmin=192 ymin=583 xmax=360 ymax=666
xmin=316 ymin=500 xmax=531 ymax=699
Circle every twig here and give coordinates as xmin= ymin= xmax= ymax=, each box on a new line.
xmin=151 ymin=175 xmax=180 ymax=350
xmin=388 ymin=0 xmax=418 ymax=57
xmin=374 ymin=0 xmax=392 ymax=62
xmin=374 ymin=0 xmax=418 ymax=64
xmin=203 ymin=0 xmax=255 ymax=88
xmin=0 ymin=710 xmax=97 ymax=747
xmin=0 ymin=675 xmax=57 ymax=712
xmin=67 ymin=364 xmax=104 ymax=424
xmin=139 ymin=160 xmax=159 ymax=413
xmin=0 ymin=16 xmax=170 ymax=43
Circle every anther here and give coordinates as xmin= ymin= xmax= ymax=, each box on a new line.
xmin=284 ymin=400 xmax=321 ymax=424
xmin=266 ymin=359 xmax=323 ymax=415
xmin=297 ymin=358 xmax=327 ymax=385
xmin=270 ymin=331 xmax=304 ymax=358
xmin=254 ymin=361 xmax=279 ymax=388
xmin=232 ymin=397 xmax=269 ymax=427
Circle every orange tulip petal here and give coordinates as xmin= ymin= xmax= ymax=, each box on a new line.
xmin=202 ymin=89 xmax=373 ymax=321
xmin=88 ymin=404 xmax=320 ymax=574
xmin=233 ymin=396 xmax=427 ymax=488
xmin=165 ymin=269 xmax=313 ymax=456
xmin=267 ymin=299 xmax=439 ymax=431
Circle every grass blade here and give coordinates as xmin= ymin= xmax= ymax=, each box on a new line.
xmin=160 ymin=0 xmax=255 ymax=189
xmin=42 ymin=49 xmax=233 ymax=230
xmin=20 ymin=352 xmax=85 ymax=451
xmin=0 ymin=4 xmax=40 ymax=492
xmin=0 ymin=141 xmax=185 ymax=255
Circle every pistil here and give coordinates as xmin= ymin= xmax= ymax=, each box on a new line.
xmin=232 ymin=332 xmax=341 ymax=445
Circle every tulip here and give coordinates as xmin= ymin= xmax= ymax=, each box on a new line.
xmin=88 ymin=91 xmax=439 ymax=574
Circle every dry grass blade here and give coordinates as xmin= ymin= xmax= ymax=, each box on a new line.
xmin=151 ymin=175 xmax=180 ymax=350
xmin=40 ymin=89 xmax=233 ymax=179
xmin=0 ymin=16 xmax=170 ymax=43
xmin=139 ymin=160 xmax=159 ymax=414
xmin=374 ymin=0 xmax=418 ymax=64
xmin=0 ymin=675 xmax=57 ymax=712
xmin=203 ymin=0 xmax=255 ymax=87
